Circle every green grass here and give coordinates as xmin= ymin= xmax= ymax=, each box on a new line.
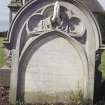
xmin=99 ymin=52 xmax=105 ymax=79
xmin=0 ymin=37 xmax=6 ymax=68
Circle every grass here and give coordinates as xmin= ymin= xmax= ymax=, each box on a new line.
xmin=0 ymin=37 xmax=7 ymax=68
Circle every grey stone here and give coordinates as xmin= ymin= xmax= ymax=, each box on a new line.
xmin=7 ymin=0 xmax=102 ymax=104
xmin=0 ymin=69 xmax=10 ymax=87
xmin=8 ymin=0 xmax=105 ymax=24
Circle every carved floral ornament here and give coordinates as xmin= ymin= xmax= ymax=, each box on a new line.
xmin=26 ymin=1 xmax=86 ymax=37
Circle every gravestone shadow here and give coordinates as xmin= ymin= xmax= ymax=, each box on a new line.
xmin=94 ymin=50 xmax=105 ymax=104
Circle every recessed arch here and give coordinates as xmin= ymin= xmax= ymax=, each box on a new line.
xmin=18 ymin=31 xmax=88 ymax=103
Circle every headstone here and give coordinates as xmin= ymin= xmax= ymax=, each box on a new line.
xmin=8 ymin=0 xmax=102 ymax=104
xmin=0 ymin=69 xmax=10 ymax=87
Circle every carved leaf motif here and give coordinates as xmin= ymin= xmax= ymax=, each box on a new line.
xmin=26 ymin=14 xmax=44 ymax=35
xmin=68 ymin=17 xmax=86 ymax=37
xmin=26 ymin=4 xmax=86 ymax=38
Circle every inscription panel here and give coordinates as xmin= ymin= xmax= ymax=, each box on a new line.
xmin=25 ymin=35 xmax=84 ymax=103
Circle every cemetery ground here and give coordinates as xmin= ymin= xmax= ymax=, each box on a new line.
xmin=0 ymin=36 xmax=105 ymax=105
xmin=0 ymin=37 xmax=7 ymax=68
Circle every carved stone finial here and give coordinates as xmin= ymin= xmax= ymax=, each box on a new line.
xmin=22 ymin=0 xmax=25 ymax=5
xmin=51 ymin=1 xmax=61 ymax=25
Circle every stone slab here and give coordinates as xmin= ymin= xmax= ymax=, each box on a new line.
xmin=0 ymin=69 xmax=11 ymax=87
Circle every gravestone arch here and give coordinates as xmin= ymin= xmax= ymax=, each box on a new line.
xmin=8 ymin=0 xmax=102 ymax=104
xmin=17 ymin=31 xmax=89 ymax=103
xmin=8 ymin=0 xmax=101 ymax=48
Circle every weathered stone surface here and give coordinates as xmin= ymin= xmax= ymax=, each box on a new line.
xmin=8 ymin=0 xmax=105 ymax=24
xmin=24 ymin=35 xmax=86 ymax=103
xmin=0 ymin=69 xmax=10 ymax=87
xmin=9 ymin=0 xmax=105 ymax=12
xmin=8 ymin=0 xmax=102 ymax=104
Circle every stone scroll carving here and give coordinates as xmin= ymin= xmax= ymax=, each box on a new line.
xmin=26 ymin=1 xmax=86 ymax=37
